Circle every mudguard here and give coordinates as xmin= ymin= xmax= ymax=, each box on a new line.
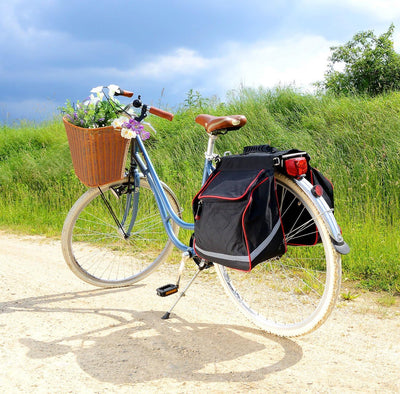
xmin=294 ymin=177 xmax=350 ymax=255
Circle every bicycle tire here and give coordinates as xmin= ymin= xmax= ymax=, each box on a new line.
xmin=215 ymin=172 xmax=341 ymax=337
xmin=61 ymin=177 xmax=181 ymax=287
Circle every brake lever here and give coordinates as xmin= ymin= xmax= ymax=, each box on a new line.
xmin=142 ymin=121 xmax=157 ymax=134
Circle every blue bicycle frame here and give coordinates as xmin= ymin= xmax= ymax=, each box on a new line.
xmin=129 ymin=135 xmax=216 ymax=253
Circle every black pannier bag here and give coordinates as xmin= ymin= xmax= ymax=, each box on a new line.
xmin=192 ymin=153 xmax=287 ymax=271
xmin=243 ymin=145 xmax=334 ymax=246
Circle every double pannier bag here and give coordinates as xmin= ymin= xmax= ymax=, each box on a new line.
xmin=192 ymin=153 xmax=287 ymax=271
xmin=243 ymin=145 xmax=334 ymax=246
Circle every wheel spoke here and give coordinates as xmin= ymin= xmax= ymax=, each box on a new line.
xmin=216 ymin=173 xmax=340 ymax=337
xmin=62 ymin=179 xmax=180 ymax=287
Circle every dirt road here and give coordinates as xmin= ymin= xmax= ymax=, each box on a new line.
xmin=0 ymin=231 xmax=399 ymax=393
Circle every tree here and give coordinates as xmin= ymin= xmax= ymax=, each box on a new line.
xmin=322 ymin=24 xmax=400 ymax=96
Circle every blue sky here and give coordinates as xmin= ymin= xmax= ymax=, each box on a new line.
xmin=1 ymin=0 xmax=400 ymax=123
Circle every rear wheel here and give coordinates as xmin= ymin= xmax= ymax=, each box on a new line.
xmin=215 ymin=172 xmax=341 ymax=337
xmin=61 ymin=177 xmax=181 ymax=287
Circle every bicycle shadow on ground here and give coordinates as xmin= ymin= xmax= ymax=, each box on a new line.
xmin=2 ymin=288 xmax=303 ymax=384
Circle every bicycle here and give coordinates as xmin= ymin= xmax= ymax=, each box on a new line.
xmin=61 ymin=86 xmax=349 ymax=337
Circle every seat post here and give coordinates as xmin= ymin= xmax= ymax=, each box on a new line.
xmin=205 ymin=134 xmax=218 ymax=161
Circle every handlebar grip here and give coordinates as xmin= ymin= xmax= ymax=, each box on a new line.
xmin=149 ymin=106 xmax=174 ymax=121
xmin=118 ymin=89 xmax=134 ymax=98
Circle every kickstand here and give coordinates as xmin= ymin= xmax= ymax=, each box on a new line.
xmin=161 ymin=260 xmax=206 ymax=320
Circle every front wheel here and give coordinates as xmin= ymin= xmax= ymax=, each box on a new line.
xmin=61 ymin=177 xmax=181 ymax=287
xmin=215 ymin=172 xmax=341 ymax=337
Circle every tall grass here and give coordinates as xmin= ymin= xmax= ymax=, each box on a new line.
xmin=1 ymin=88 xmax=399 ymax=291
xmin=0 ymin=119 xmax=86 ymax=234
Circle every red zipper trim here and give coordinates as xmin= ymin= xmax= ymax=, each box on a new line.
xmin=199 ymin=170 xmax=265 ymax=201
xmin=191 ymin=171 xmax=221 ymax=206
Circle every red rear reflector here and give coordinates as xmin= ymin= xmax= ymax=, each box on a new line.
xmin=312 ymin=184 xmax=324 ymax=197
xmin=285 ymin=157 xmax=308 ymax=177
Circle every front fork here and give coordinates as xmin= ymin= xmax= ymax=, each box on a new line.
xmin=106 ymin=142 xmax=142 ymax=240
xmin=294 ymin=177 xmax=350 ymax=255
xmin=120 ymin=169 xmax=141 ymax=237
xmin=119 ymin=141 xmax=144 ymax=238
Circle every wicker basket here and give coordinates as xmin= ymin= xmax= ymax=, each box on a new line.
xmin=63 ymin=117 xmax=130 ymax=187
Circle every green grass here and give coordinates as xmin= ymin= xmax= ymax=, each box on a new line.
xmin=1 ymin=87 xmax=400 ymax=292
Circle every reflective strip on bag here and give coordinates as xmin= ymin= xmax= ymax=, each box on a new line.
xmin=195 ymin=220 xmax=282 ymax=263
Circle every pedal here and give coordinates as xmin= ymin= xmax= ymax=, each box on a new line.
xmin=156 ymin=284 xmax=179 ymax=297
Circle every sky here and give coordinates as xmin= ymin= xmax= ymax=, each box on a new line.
xmin=1 ymin=0 xmax=400 ymax=123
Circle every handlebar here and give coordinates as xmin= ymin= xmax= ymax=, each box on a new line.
xmin=148 ymin=106 xmax=174 ymax=121
xmin=115 ymin=87 xmax=174 ymax=121
xmin=114 ymin=89 xmax=134 ymax=98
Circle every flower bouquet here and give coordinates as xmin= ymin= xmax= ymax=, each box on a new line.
xmin=61 ymin=85 xmax=145 ymax=187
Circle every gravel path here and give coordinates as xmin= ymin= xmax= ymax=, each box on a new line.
xmin=0 ymin=232 xmax=399 ymax=393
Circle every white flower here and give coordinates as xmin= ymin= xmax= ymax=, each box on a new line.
xmin=90 ymin=86 xmax=103 ymax=93
xmin=90 ymin=86 xmax=104 ymax=101
xmin=121 ymin=127 xmax=137 ymax=139
xmin=87 ymin=94 xmax=100 ymax=105
xmin=111 ymin=116 xmax=129 ymax=129
xmin=81 ymin=94 xmax=98 ymax=106
xmin=107 ymin=84 xmax=120 ymax=99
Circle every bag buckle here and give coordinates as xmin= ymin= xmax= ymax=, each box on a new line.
xmin=273 ymin=157 xmax=281 ymax=166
